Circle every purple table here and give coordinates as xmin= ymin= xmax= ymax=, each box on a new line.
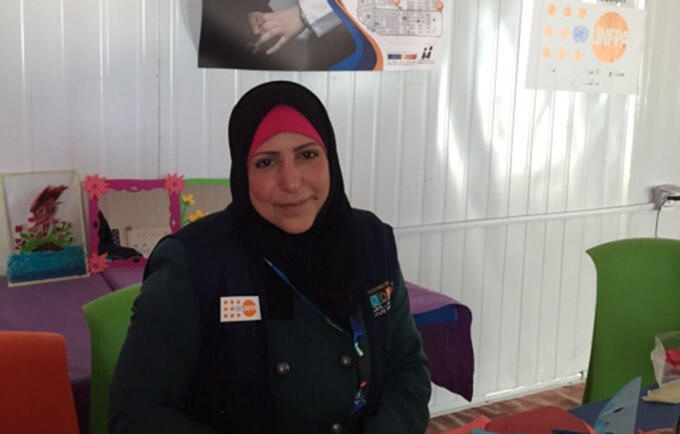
xmin=0 ymin=275 xmax=112 ymax=434
xmin=101 ymin=268 xmax=144 ymax=291
xmin=407 ymin=281 xmax=474 ymax=401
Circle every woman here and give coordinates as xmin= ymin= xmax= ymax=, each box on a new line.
xmin=109 ymin=81 xmax=431 ymax=434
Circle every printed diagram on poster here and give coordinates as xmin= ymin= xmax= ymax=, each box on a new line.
xmin=198 ymin=0 xmax=446 ymax=71
xmin=352 ymin=0 xmax=444 ymax=70
xmin=526 ymin=0 xmax=645 ymax=94
xmin=1 ymin=170 xmax=89 ymax=286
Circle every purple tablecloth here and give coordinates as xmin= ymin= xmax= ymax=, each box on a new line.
xmin=406 ymin=281 xmax=474 ymax=401
xmin=0 ymin=274 xmax=112 ymax=434
xmin=101 ymin=268 xmax=144 ymax=291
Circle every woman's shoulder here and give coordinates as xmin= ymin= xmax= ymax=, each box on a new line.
xmin=351 ymin=208 xmax=396 ymax=254
xmin=351 ymin=208 xmax=393 ymax=233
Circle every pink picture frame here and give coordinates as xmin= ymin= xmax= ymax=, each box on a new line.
xmin=83 ymin=175 xmax=182 ymax=273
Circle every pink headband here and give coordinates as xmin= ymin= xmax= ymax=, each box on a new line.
xmin=248 ymin=105 xmax=326 ymax=159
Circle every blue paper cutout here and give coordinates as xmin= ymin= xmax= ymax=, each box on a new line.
xmin=592 ymin=376 xmax=641 ymax=434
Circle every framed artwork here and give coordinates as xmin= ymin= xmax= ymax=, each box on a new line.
xmin=1 ymin=170 xmax=89 ymax=286
xmin=179 ymin=178 xmax=231 ymax=227
xmin=83 ymin=175 xmax=182 ymax=273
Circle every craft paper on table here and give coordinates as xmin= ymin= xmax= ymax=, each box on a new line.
xmin=1 ymin=170 xmax=89 ymax=286
xmin=642 ymin=379 xmax=680 ymax=404
xmin=198 ymin=0 xmax=446 ymax=71
xmin=84 ymin=175 xmax=181 ymax=273
xmin=592 ymin=376 xmax=640 ymax=434
xmin=485 ymin=406 xmax=596 ymax=434
xmin=526 ymin=0 xmax=645 ymax=94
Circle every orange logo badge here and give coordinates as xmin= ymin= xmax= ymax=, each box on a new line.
xmin=242 ymin=299 xmax=257 ymax=317
xmin=220 ymin=296 xmax=261 ymax=322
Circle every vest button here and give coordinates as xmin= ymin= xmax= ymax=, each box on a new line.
xmin=330 ymin=422 xmax=342 ymax=433
xmin=275 ymin=362 xmax=291 ymax=377
xmin=339 ymin=354 xmax=353 ymax=368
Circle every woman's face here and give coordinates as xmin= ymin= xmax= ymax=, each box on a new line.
xmin=248 ymin=132 xmax=330 ymax=234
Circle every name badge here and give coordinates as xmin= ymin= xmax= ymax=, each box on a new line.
xmin=220 ymin=296 xmax=262 ymax=322
xmin=368 ymin=281 xmax=393 ymax=318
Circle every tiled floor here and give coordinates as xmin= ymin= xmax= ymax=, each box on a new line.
xmin=426 ymin=382 xmax=585 ymax=433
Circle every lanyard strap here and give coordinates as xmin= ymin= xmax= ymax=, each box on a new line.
xmin=263 ymin=258 xmax=349 ymax=333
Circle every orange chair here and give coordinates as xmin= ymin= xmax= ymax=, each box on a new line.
xmin=0 ymin=331 xmax=80 ymax=434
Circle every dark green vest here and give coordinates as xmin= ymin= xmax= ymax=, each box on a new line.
xmin=165 ymin=206 xmax=398 ymax=433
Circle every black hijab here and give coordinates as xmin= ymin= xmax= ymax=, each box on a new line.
xmin=228 ymin=81 xmax=359 ymax=318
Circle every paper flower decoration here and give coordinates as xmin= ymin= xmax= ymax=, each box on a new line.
xmin=164 ymin=174 xmax=185 ymax=195
xmin=83 ymin=175 xmax=110 ymax=200
xmin=188 ymin=209 xmax=205 ymax=223
xmin=181 ymin=194 xmax=195 ymax=205
xmin=88 ymin=252 xmax=109 ymax=274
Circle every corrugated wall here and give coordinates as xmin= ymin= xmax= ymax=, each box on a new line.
xmin=2 ymin=0 xmax=680 ymax=415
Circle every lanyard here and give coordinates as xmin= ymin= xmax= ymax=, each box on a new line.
xmin=263 ymin=258 xmax=368 ymax=412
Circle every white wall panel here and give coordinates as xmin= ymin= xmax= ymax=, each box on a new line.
xmin=517 ymin=221 xmax=545 ymax=386
xmin=349 ymin=71 xmax=380 ymax=211
xmin=566 ymin=94 xmax=588 ymax=211
xmin=63 ymin=0 xmax=106 ymax=176
xmin=23 ymin=0 xmax=68 ymax=170
xmin=419 ymin=232 xmax=443 ymax=291
xmin=2 ymin=0 xmax=680 ymax=417
xmin=444 ymin=0 xmax=477 ymax=223
xmin=466 ymin=0 xmax=498 ymax=221
xmin=555 ymin=219 xmax=583 ymax=377
xmin=477 ymin=226 xmax=505 ymax=396
xmin=326 ymin=72 xmax=354 ymax=187
xmin=399 ymin=71 xmax=429 ymax=226
xmin=498 ymin=223 xmax=526 ymax=391
xmin=0 ymin=0 xmax=29 ymax=172
xmin=546 ymin=92 xmax=570 ymax=213
xmin=487 ymin=0 xmax=520 ymax=220
xmin=205 ymin=70 xmax=236 ymax=178
xmin=421 ymin=11 xmax=452 ymax=225
xmin=374 ymin=72 xmax=402 ymax=225
xmin=537 ymin=220 xmax=563 ymax=383
xmin=528 ymin=92 xmax=553 ymax=214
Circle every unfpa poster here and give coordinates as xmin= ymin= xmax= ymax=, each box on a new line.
xmin=526 ymin=0 xmax=645 ymax=94
xmin=198 ymin=0 xmax=445 ymax=71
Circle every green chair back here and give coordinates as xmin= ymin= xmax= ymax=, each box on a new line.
xmin=584 ymin=238 xmax=680 ymax=403
xmin=82 ymin=283 xmax=141 ymax=434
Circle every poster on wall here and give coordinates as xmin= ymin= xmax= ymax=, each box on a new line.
xmin=0 ymin=170 xmax=89 ymax=286
xmin=526 ymin=0 xmax=645 ymax=94
xmin=198 ymin=0 xmax=446 ymax=71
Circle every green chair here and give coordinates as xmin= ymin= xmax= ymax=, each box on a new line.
xmin=583 ymin=238 xmax=680 ymax=403
xmin=82 ymin=283 xmax=141 ymax=434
